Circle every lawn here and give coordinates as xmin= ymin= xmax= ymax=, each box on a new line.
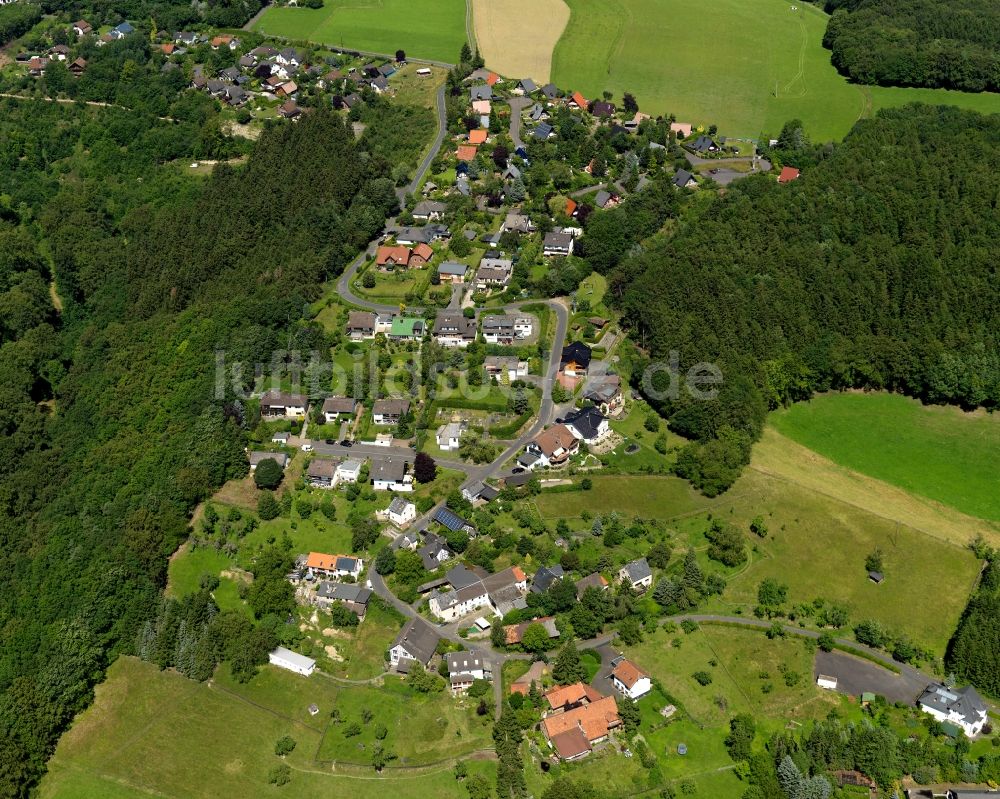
xmin=253 ymin=0 xmax=467 ymax=63
xmin=532 ymin=461 xmax=982 ymax=654
xmin=627 ymin=624 xmax=841 ymax=728
xmin=39 ymin=657 xmax=496 ymax=799
xmin=770 ymin=392 xmax=1000 ymax=522
xmin=550 ymin=0 xmax=1000 ymax=141
xmin=167 ymin=543 xmax=233 ymax=598
xmin=314 ymin=677 xmax=493 ymax=765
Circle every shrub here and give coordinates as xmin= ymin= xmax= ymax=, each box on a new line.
xmin=254 ymin=458 xmax=283 ymax=489
xmin=257 ymin=491 xmax=280 ymax=520
xmin=692 ymin=670 xmax=713 ymax=686
xmin=274 ymin=735 xmax=296 ymax=756
xmin=267 ymin=764 xmax=291 ymax=786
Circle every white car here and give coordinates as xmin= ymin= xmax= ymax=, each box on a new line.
xmin=301 ymin=443 xmax=314 ymax=452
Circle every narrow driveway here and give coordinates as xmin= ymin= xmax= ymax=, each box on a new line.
xmin=507 ymin=97 xmax=531 ymax=150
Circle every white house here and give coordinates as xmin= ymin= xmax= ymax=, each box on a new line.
xmin=336 ymin=458 xmax=363 ymax=484
xmin=429 ymin=584 xmax=493 ymax=622
xmin=619 ymin=558 xmax=653 ymax=592
xmin=271 ymin=431 xmax=290 ymax=445
xmin=484 ymin=356 xmax=528 ymax=382
xmin=371 ymin=456 xmax=413 ymax=492
xmin=918 ymin=683 xmax=989 ymax=737
xmin=259 ymin=390 xmax=307 ymax=419
xmin=385 ymin=497 xmax=416 ymax=527
xmin=305 ymin=552 xmax=363 ymax=580
xmin=447 ymin=651 xmax=491 ymax=694
xmin=436 ymin=421 xmax=466 ymax=451
xmin=563 ymin=406 xmax=611 ymax=444
xmin=388 ymin=618 xmax=442 ymax=668
xmin=610 ymin=657 xmax=651 ymax=700
xmin=268 ymin=646 xmax=316 ymax=676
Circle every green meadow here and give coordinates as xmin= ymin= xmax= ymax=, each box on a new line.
xmin=39 ymin=657 xmax=495 ymax=799
xmin=550 ymin=0 xmax=1000 ymax=141
xmin=771 ymin=392 xmax=1000 ymax=522
xmin=253 ymin=0 xmax=467 ymax=63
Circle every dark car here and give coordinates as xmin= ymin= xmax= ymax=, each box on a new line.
xmin=340 ymin=439 xmax=353 ymax=447
xmin=511 ymin=467 xmax=525 ymax=474
xmin=325 ymin=438 xmax=336 ymax=445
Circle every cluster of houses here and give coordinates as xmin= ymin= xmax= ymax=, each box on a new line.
xmin=538 ymin=656 xmax=650 ymax=762
xmin=344 ymin=307 xmax=533 ymax=350
xmin=288 ymin=552 xmax=372 ymax=619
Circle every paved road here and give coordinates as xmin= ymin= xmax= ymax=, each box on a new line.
xmin=507 ymin=97 xmax=531 ymax=150
xmin=400 ymin=84 xmax=448 ymax=201
xmin=670 ymin=614 xmax=989 ymax=707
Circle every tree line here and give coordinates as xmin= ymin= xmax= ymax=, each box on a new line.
xmin=822 ymin=0 xmax=1000 ymax=91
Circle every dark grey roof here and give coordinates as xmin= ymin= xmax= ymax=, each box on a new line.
xmin=470 ymin=85 xmax=492 ymax=100
xmin=413 ymin=200 xmax=447 ymax=216
xmin=918 ymin=683 xmax=988 ymax=725
xmin=317 ymin=582 xmax=372 ymax=604
xmin=446 ymin=651 xmax=486 ymax=674
xmin=391 ymin=618 xmax=441 ymax=664
xmin=438 ymin=261 xmax=468 ymax=276
xmin=480 ymin=485 xmax=499 ymax=501
xmin=692 ymin=135 xmax=717 ymax=151
xmin=531 ymin=564 xmax=565 ymax=594
xmin=446 ymin=564 xmax=483 ymax=590
xmin=519 ymin=78 xmax=537 ymax=92
xmin=534 ymin=122 xmax=553 ymax=140
xmin=595 ymin=190 xmax=612 ymax=208
xmin=540 ymin=83 xmax=560 ymax=99
xmin=371 ymin=456 xmax=408 ymax=482
xmin=388 ymin=496 xmax=412 ymax=515
xmin=335 ymin=556 xmax=359 ymax=572
xmin=543 ymin=231 xmax=573 ymax=250
xmin=561 ymin=341 xmax=592 ymax=368
xmin=672 ymin=168 xmax=694 ymax=188
xmin=435 ymin=507 xmax=469 ymax=532
xmin=623 ymin=557 xmax=652 ymax=582
xmin=564 ymin=406 xmax=606 ymax=441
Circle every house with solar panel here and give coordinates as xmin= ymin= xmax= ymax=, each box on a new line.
xmin=918 ymin=683 xmax=989 ymax=737
xmin=304 ymin=552 xmax=363 ymax=581
xmin=434 ymin=506 xmax=475 ymax=535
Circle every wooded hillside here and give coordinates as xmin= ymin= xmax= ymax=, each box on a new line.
xmin=0 ymin=108 xmax=399 ymax=797
xmin=606 ymin=104 xmax=1000 ymax=494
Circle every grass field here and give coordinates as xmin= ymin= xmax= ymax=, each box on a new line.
xmin=472 ymin=0 xmax=569 ymax=83
xmin=40 ymin=657 xmax=495 ymax=799
xmin=533 ymin=452 xmax=983 ymax=654
xmin=549 ymin=0 xmax=1000 ymax=141
xmin=253 ymin=0 xmax=467 ymax=63
xmin=770 ymin=392 xmax=1000 ymax=523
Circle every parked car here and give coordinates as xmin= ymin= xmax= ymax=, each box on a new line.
xmin=325 ymin=438 xmax=336 ymax=445
xmin=301 ymin=443 xmax=314 ymax=452
xmin=511 ymin=467 xmax=525 ymax=474
xmin=340 ymin=440 xmax=353 ymax=447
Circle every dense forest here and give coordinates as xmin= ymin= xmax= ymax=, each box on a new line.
xmin=0 ymin=103 xmax=400 ymax=797
xmin=603 ymin=104 xmax=1000 ymax=495
xmin=947 ymin=545 xmax=1000 ymax=697
xmin=38 ymin=0 xmax=265 ymax=32
xmin=822 ymin=0 xmax=1000 ymax=91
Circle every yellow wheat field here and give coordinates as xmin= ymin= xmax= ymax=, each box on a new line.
xmin=472 ymin=0 xmax=570 ymax=83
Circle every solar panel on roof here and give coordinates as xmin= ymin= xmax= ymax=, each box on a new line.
xmin=434 ymin=507 xmax=467 ymax=531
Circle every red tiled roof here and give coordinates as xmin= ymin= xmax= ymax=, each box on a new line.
xmin=486 ymin=71 xmax=499 ymax=86
xmin=468 ymin=129 xmax=488 ymax=145
xmin=544 ymin=682 xmax=603 ymax=710
xmin=571 ymin=91 xmax=587 ymax=109
xmin=456 ymin=145 xmax=478 ymax=161
xmin=565 ymin=198 xmax=577 ymax=216
xmin=376 ymin=245 xmax=411 ymax=266
xmin=411 ymin=242 xmax=433 ymax=262
xmin=611 ymin=658 xmax=647 ymax=689
xmin=543 ymin=695 xmax=620 ymax=742
xmin=778 ymin=166 xmax=800 ymax=184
